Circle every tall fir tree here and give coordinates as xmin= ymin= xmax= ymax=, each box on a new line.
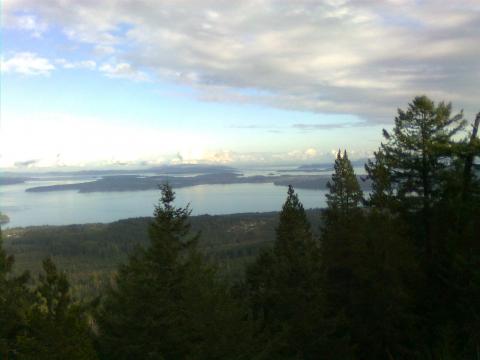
xmin=319 ymin=150 xmax=364 ymax=358
xmin=245 ymin=185 xmax=326 ymax=359
xmin=97 ymin=184 xmax=249 ymax=360
xmin=433 ymin=112 xmax=480 ymax=357
xmin=321 ymin=150 xmax=363 ymax=283
xmin=365 ymin=147 xmax=398 ymax=210
xmin=326 ymin=150 xmax=363 ymax=215
xmin=16 ymin=258 xmax=98 ymax=360
xmin=324 ymin=149 xmax=419 ymax=359
xmin=369 ymin=95 xmax=466 ymax=260
xmin=0 ymin=228 xmax=31 ymax=359
xmin=365 ymin=96 xmax=479 ymax=357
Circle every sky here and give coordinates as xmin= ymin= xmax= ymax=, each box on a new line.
xmin=1 ymin=0 xmax=479 ymax=170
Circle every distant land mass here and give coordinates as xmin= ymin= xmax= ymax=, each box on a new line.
xmin=25 ymin=173 xmax=371 ymax=193
xmin=277 ymin=159 xmax=368 ymax=173
xmin=1 ymin=164 xmax=237 ymax=178
xmin=1 ymin=161 xmax=372 ymax=178
xmin=0 ymin=177 xmax=29 ymax=185
xmin=0 ymin=212 xmax=10 ymax=225
xmin=277 ymin=165 xmax=332 ymax=173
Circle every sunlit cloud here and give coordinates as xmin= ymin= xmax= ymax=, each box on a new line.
xmin=99 ymin=62 xmax=149 ymax=82
xmin=55 ymin=58 xmax=97 ymax=70
xmin=0 ymin=110 xmax=370 ymax=169
xmin=1 ymin=1 xmax=478 ymax=168
xmin=4 ymin=0 xmax=479 ymax=121
xmin=3 ymin=13 xmax=48 ymax=37
xmin=1 ymin=52 xmax=54 ymax=76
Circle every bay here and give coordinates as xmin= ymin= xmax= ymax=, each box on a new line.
xmin=0 ymin=179 xmax=327 ymax=228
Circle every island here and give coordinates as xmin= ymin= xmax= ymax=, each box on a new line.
xmin=0 ymin=177 xmax=29 ymax=185
xmin=0 ymin=212 xmax=10 ymax=225
xmin=25 ymin=173 xmax=371 ymax=193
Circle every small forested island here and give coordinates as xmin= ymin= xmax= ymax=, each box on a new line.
xmin=25 ymin=172 xmax=371 ymax=193
xmin=1 ymin=97 xmax=479 ymax=359
xmin=0 ymin=212 xmax=9 ymax=225
xmin=0 ymin=177 xmax=28 ymax=185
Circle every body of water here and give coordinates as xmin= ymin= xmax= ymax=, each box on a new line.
xmin=0 ymin=179 xmax=328 ymax=228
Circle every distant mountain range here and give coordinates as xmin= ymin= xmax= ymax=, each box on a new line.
xmin=0 ymin=164 xmax=237 ymax=178
xmin=0 ymin=177 xmax=30 ymax=185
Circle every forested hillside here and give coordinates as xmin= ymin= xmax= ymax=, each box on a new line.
xmin=3 ymin=211 xmax=323 ymax=298
xmin=1 ymin=96 xmax=479 ymax=359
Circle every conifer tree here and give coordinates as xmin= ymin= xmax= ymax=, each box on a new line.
xmin=321 ymin=149 xmax=363 ymax=283
xmin=364 ymin=148 xmax=397 ymax=210
xmin=434 ymin=112 xmax=480 ymax=357
xmin=319 ymin=150 xmax=364 ymax=356
xmin=97 ymin=184 xmax=249 ymax=360
xmin=323 ymin=150 xmax=419 ymax=359
xmin=0 ymin=229 xmax=31 ymax=359
xmin=275 ymin=185 xmax=315 ymax=259
xmin=17 ymin=258 xmax=98 ymax=360
xmin=351 ymin=210 xmax=419 ymax=360
xmin=371 ymin=95 xmax=466 ymax=259
xmin=365 ymin=96 xmax=479 ymax=357
xmin=246 ymin=185 xmax=324 ymax=359
xmin=326 ymin=150 xmax=363 ymax=215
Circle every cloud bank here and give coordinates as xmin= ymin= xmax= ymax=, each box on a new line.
xmin=3 ymin=0 xmax=480 ymax=123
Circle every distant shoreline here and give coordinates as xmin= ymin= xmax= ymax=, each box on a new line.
xmin=0 ymin=212 xmax=10 ymax=225
xmin=24 ymin=173 xmax=371 ymax=193
xmin=2 ymin=208 xmax=324 ymax=232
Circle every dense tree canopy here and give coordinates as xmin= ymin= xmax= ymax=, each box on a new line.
xmin=245 ymin=185 xmax=324 ymax=359
xmin=0 ymin=229 xmax=31 ymax=359
xmin=96 ymin=184 xmax=250 ymax=360
xmin=365 ymin=97 xmax=480 ymax=357
xmin=17 ymin=258 xmax=98 ymax=360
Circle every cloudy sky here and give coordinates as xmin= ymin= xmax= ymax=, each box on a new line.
xmin=2 ymin=0 xmax=479 ymax=169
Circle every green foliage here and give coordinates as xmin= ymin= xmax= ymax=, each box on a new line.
xmin=5 ymin=211 xmax=325 ymax=298
xmin=97 ymin=184 xmax=250 ymax=360
xmin=326 ymin=150 xmax=363 ymax=214
xmin=320 ymin=151 xmax=364 ymax=356
xmin=365 ymin=97 xmax=480 ymax=357
xmin=351 ymin=211 xmax=419 ymax=359
xmin=321 ymin=149 xmax=423 ymax=359
xmin=0 ymin=228 xmax=31 ymax=359
xmin=369 ymin=95 xmax=466 ymax=257
xmin=16 ymin=258 xmax=98 ymax=360
xmin=245 ymin=185 xmax=325 ymax=359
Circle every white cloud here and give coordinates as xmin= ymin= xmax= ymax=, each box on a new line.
xmin=3 ymin=0 xmax=480 ymax=122
xmin=304 ymin=148 xmax=317 ymax=158
xmin=0 ymin=111 xmax=216 ymax=168
xmin=169 ymin=148 xmax=339 ymax=166
xmin=1 ymin=52 xmax=54 ymax=76
xmin=56 ymin=58 xmax=96 ymax=70
xmin=4 ymin=14 xmax=48 ymax=37
xmin=0 ymin=109 xmax=375 ymax=168
xmin=99 ymin=62 xmax=149 ymax=82
xmin=285 ymin=148 xmax=321 ymax=161
xmin=94 ymin=44 xmax=115 ymax=55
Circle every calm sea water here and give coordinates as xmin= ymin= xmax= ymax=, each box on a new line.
xmin=0 ymin=179 xmax=328 ymax=228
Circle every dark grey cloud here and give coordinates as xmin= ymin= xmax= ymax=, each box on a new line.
xmin=5 ymin=0 xmax=480 ymax=124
